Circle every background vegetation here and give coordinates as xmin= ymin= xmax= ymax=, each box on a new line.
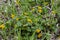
xmin=0 ymin=0 xmax=60 ymax=40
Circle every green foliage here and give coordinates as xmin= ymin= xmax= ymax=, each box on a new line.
xmin=0 ymin=0 xmax=60 ymax=40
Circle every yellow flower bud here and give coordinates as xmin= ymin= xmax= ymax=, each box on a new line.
xmin=24 ymin=12 xmax=28 ymax=15
xmin=16 ymin=18 xmax=19 ymax=21
xmin=27 ymin=19 xmax=32 ymax=23
xmin=38 ymin=6 xmax=42 ymax=9
xmin=36 ymin=29 xmax=41 ymax=33
xmin=0 ymin=24 xmax=5 ymax=29
xmin=32 ymin=7 xmax=35 ymax=11
xmin=38 ymin=9 xmax=43 ymax=13
xmin=11 ymin=14 xmax=15 ymax=19
xmin=37 ymin=33 xmax=42 ymax=38
xmin=51 ymin=11 xmax=56 ymax=15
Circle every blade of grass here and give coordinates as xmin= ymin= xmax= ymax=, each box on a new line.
xmin=17 ymin=28 xmax=22 ymax=40
xmin=30 ymin=31 xmax=36 ymax=40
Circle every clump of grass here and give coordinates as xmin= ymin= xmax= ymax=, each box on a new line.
xmin=0 ymin=0 xmax=60 ymax=40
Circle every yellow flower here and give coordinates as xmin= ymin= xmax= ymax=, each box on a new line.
xmin=37 ymin=6 xmax=43 ymax=13
xmin=51 ymin=11 xmax=56 ymax=15
xmin=11 ymin=14 xmax=15 ymax=19
xmin=37 ymin=33 xmax=42 ymax=38
xmin=16 ymin=18 xmax=19 ymax=21
xmin=36 ymin=29 xmax=41 ymax=33
xmin=0 ymin=24 xmax=5 ymax=29
xmin=38 ymin=9 xmax=43 ymax=13
xmin=38 ymin=6 xmax=42 ymax=9
xmin=27 ymin=19 xmax=32 ymax=23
